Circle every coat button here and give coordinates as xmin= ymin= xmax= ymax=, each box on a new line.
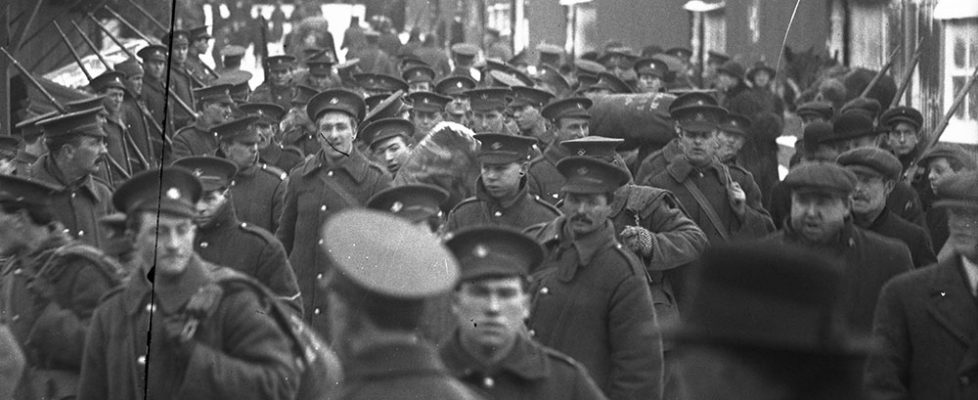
xmin=78 ymin=230 xmax=85 ymax=236
xmin=200 ymin=242 xmax=209 ymax=248
xmin=318 ymin=239 xmax=324 ymax=245
xmin=145 ymin=303 xmax=155 ymax=313
xmin=71 ymin=192 xmax=76 ymax=199
xmin=551 ymin=193 xmax=558 ymax=199
xmin=327 ymin=171 xmax=334 ymax=177
xmin=540 ymin=287 xmax=549 ymax=295
xmin=316 ymin=273 xmax=324 ymax=280
xmin=11 ymin=315 xmax=19 ymax=322
xmin=961 ymin=376 xmax=971 ymax=385
xmin=320 ymin=205 xmax=327 ymax=211
xmin=137 ymin=355 xmax=146 ymax=365
xmin=493 ymin=211 xmax=502 ymax=217
xmin=314 ymin=308 xmax=321 ymax=315
xmin=13 ymin=268 xmax=22 ymax=276
xmin=482 ymin=377 xmax=494 ymax=388
xmin=528 ymin=329 xmax=536 ymax=337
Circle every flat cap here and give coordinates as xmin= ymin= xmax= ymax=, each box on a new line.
xmin=435 ymin=76 xmax=477 ymax=96
xmin=193 ymin=84 xmax=235 ymax=105
xmin=537 ymin=43 xmax=564 ymax=56
xmin=212 ymin=115 xmax=259 ymax=143
xmin=832 ymin=112 xmax=876 ymax=140
xmin=673 ymin=104 xmax=727 ymax=133
xmin=0 ymin=174 xmax=58 ymax=206
xmin=934 ymin=170 xmax=978 ymax=210
xmin=717 ymin=61 xmax=745 ymax=79
xmin=366 ymin=184 xmax=449 ymax=223
xmin=588 ymin=72 xmax=633 ymax=94
xmin=137 ymin=44 xmax=167 ymax=63
xmin=557 ymin=156 xmax=630 ymax=194
xmin=509 ymin=86 xmax=554 ymax=108
xmin=89 ymin=71 xmax=127 ymax=92
xmin=796 ymin=101 xmax=834 ymax=121
xmin=574 ymin=59 xmax=606 ymax=76
xmin=746 ymin=62 xmax=776 ymax=80
xmin=783 ymin=161 xmax=857 ymax=195
xmin=541 ymin=97 xmax=592 ymax=121
xmin=652 ymin=54 xmax=684 ymax=79
xmin=402 ymin=65 xmax=436 ymax=84
xmin=264 ymin=55 xmax=296 ymax=71
xmin=446 ymin=226 xmax=544 ymax=281
xmin=188 ymin=25 xmax=211 ymax=40
xmin=450 ymin=43 xmax=480 ymax=58
xmin=840 ymin=97 xmax=882 ymax=121
xmin=918 ymin=143 xmax=977 ymax=172
xmin=220 ymin=45 xmax=246 ymax=59
xmin=114 ymin=59 xmax=143 ymax=78
xmin=355 ymin=73 xmax=409 ymax=94
xmin=880 ymin=106 xmax=923 ymax=130
xmin=238 ymin=102 xmax=285 ymax=124
xmin=0 ymin=136 xmax=21 ymax=159
xmin=465 ymin=88 xmax=511 ymax=111
xmin=359 ymin=117 xmax=414 ymax=148
xmin=36 ymin=107 xmax=106 ymax=139
xmin=291 ymin=85 xmax=319 ymax=106
xmin=561 ymin=136 xmax=623 ymax=162
xmin=113 ymin=168 xmax=203 ymax=218
xmin=837 ymin=147 xmax=902 ymax=181
xmin=634 ymin=57 xmax=669 ymax=78
xmin=664 ymin=46 xmax=692 ymax=59
xmin=171 ymin=156 xmax=238 ymax=192
xmin=307 ymin=89 xmax=366 ymax=122
xmin=598 ymin=49 xmax=638 ymax=69
xmin=405 ymin=91 xmax=451 ymax=112
xmin=719 ymin=113 xmax=752 ymax=137
xmin=321 ymin=209 xmax=459 ymax=299
xmin=802 ymin=121 xmax=836 ymax=147
xmin=475 ymin=133 xmax=536 ymax=164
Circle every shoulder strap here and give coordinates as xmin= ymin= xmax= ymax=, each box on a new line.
xmin=41 ymin=243 xmax=125 ymax=285
xmin=681 ymin=178 xmax=730 ymax=241
xmin=319 ymin=172 xmax=362 ymax=208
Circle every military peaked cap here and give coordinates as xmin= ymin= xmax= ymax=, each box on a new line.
xmin=557 ymin=156 xmax=630 ymax=194
xmin=113 ymin=168 xmax=203 ymax=218
xmin=446 ymin=226 xmax=544 ymax=281
xmin=359 ymin=118 xmax=415 ymax=148
xmin=541 ymin=97 xmax=592 ymax=121
xmin=171 ymin=156 xmax=238 ymax=192
xmin=366 ymin=184 xmax=449 ymax=223
xmin=307 ymin=89 xmax=366 ymax=122
xmin=475 ymin=133 xmax=536 ymax=164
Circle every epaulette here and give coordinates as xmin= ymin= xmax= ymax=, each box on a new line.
xmin=447 ymin=196 xmax=480 ymax=215
xmin=236 ymin=222 xmax=277 ymax=244
xmin=727 ymin=163 xmax=755 ymax=180
xmin=530 ymin=194 xmax=562 ymax=216
xmin=542 ymin=346 xmax=588 ymax=370
xmin=527 ymin=154 xmax=548 ymax=167
xmin=611 ymin=241 xmax=650 ymax=280
xmin=259 ymin=163 xmax=288 ymax=180
xmin=522 ymin=221 xmax=550 ymax=239
xmin=282 ymin=145 xmax=303 ymax=158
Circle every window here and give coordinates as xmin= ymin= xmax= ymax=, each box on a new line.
xmin=942 ymin=19 xmax=978 ymax=144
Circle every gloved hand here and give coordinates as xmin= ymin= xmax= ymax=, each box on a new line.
xmin=620 ymin=225 xmax=653 ymax=258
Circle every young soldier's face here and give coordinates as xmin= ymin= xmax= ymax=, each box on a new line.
xmin=136 ymin=212 xmax=195 ymax=276
xmin=412 ymin=109 xmax=443 ymax=134
xmin=480 ymin=162 xmax=525 ymax=200
xmin=470 ymin=109 xmax=505 ymax=133
xmin=371 ymin=136 xmax=411 ymax=175
xmin=223 ymin=138 xmax=259 ymax=168
xmin=554 ymin=117 xmax=589 ymax=142
xmin=317 ymin=112 xmax=357 ymax=159
xmin=680 ymin=129 xmax=719 ymax=166
xmin=453 ymin=277 xmax=529 ymax=353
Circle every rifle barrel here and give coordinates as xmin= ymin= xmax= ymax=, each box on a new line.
xmin=124 ymin=0 xmax=168 ymax=33
xmin=54 ymin=22 xmax=94 ymax=81
xmin=87 ymin=14 xmax=138 ymax=60
xmin=104 ymin=5 xmax=154 ymax=44
xmin=71 ymin=21 xmax=113 ymax=71
xmin=0 ymin=47 xmax=66 ymax=113
xmin=859 ymin=44 xmax=903 ymax=99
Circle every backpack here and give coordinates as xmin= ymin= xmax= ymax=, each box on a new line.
xmin=188 ymin=270 xmax=343 ymax=400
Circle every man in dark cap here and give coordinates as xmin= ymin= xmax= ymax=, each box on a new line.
xmin=527 ymin=97 xmax=593 ymax=204
xmin=137 ymin=44 xmax=169 ymax=128
xmin=10 ymin=112 xmax=48 ymax=177
xmin=439 ymin=227 xmax=608 ymax=399
xmin=634 ymin=91 xmax=719 ymax=185
xmin=403 ymin=65 xmax=437 ymax=93
xmin=186 ymin=26 xmax=216 ymax=85
xmin=89 ymin=71 xmax=138 ymax=181
xmin=0 ymin=136 xmax=20 ymax=175
xmin=355 ymin=30 xmax=396 ymax=76
xmin=702 ymin=50 xmax=729 ymax=88
xmin=0 ymin=175 xmax=121 ymax=399
xmin=354 ymin=73 xmax=409 ymax=97
xmin=320 ymin=209 xmax=480 ymax=399
xmin=172 ymin=84 xmax=235 ymax=159
xmin=509 ymin=86 xmax=554 ymax=142
xmin=879 ymin=105 xmax=925 ymax=173
xmin=208 ymin=116 xmax=288 ymax=233
xmin=647 ymin=102 xmax=774 ymax=243
xmin=280 ymin=85 xmax=321 ymax=157
xmin=670 ymin=243 xmax=873 ymax=400
xmin=524 ymin=156 xmax=663 ymax=400
xmin=450 ymin=43 xmax=480 ymax=81
xmin=171 ymin=156 xmax=300 ymax=311
xmin=838 ymin=147 xmax=936 ymax=268
xmin=866 ymin=170 xmax=978 ymax=400
xmin=537 ymin=43 xmax=564 ymax=69
xmin=165 ymin=30 xmax=198 ymax=130
xmin=115 ymin=59 xmax=163 ymax=168
xmin=715 ymin=113 xmax=752 ymax=166
xmin=715 ymin=61 xmax=750 ymax=108
xmin=31 ymin=107 xmax=114 ymax=248
xmin=298 ymin=53 xmax=339 ymax=91
xmin=217 ymin=45 xmax=246 ymax=75
xmin=535 ymin=64 xmax=572 ymax=98
xmin=435 ymin=76 xmax=477 ymax=124
xmin=366 ymin=183 xmax=449 ymax=233
xmin=406 ymin=91 xmax=451 ymax=139
xmin=797 ymin=101 xmax=835 ymax=125
xmin=918 ymin=143 xmax=978 ymax=250
xmin=445 ymin=133 xmax=560 ymax=232
xmin=77 ymin=168 xmax=301 ymax=400
xmin=237 ymin=102 xmax=302 ymax=172
xmin=276 ymin=89 xmax=391 ymax=335
xmin=828 ymin=112 xmax=926 ymax=227
xmin=251 ymin=55 xmax=297 ymax=110
xmin=359 ymin=117 xmax=415 ymax=176
xmin=634 ymin=58 xmax=669 ymax=94
xmin=763 ymin=162 xmax=912 ymax=335
xmin=464 ymin=88 xmax=514 ymax=134
xmin=564 ymin=136 xmax=709 ymax=400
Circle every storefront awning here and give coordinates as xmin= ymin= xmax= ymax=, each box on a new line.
xmin=934 ymin=0 xmax=978 ymax=20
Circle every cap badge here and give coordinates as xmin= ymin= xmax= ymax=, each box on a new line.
xmin=191 ymin=168 xmax=203 ymax=177
xmin=490 ymin=142 xmax=503 ymax=150
xmin=456 ymin=82 xmax=463 ymax=88
xmin=329 ymin=97 xmax=339 ymax=104
xmin=165 ymin=187 xmax=181 ymax=200
xmin=695 ymin=113 xmax=706 ymax=121
xmin=577 ymin=167 xmax=589 ymax=176
xmin=577 ymin=149 xmax=587 ymax=156
xmin=474 ymin=245 xmax=489 ymax=258
xmin=390 ymin=201 xmax=404 ymax=213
